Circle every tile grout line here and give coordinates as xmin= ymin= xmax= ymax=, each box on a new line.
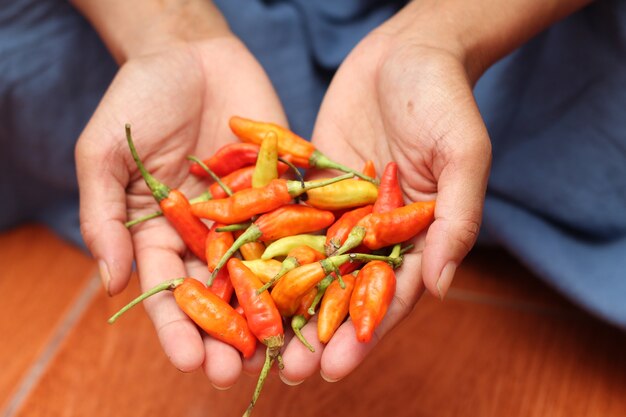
xmin=2 ymin=271 xmax=102 ymax=417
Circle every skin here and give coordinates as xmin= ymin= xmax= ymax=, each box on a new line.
xmin=73 ymin=0 xmax=592 ymax=389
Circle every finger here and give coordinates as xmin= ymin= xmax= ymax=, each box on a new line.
xmin=320 ymin=253 xmax=424 ymax=381
xmin=279 ymin=316 xmax=325 ymax=385
xmin=242 ymin=344 xmax=267 ymax=375
xmin=135 ymin=242 xmax=205 ymax=372
xmin=202 ymin=335 xmax=243 ymax=390
xmin=421 ymin=123 xmax=491 ymax=300
xmin=76 ymin=122 xmax=134 ymax=296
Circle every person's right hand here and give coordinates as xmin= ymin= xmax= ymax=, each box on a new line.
xmin=76 ymin=32 xmax=287 ymax=388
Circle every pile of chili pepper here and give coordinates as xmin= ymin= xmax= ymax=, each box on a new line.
xmin=110 ymin=118 xmax=436 ymax=417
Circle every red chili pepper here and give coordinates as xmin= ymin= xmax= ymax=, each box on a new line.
xmin=325 ymin=205 xmax=373 ymax=256
xmin=191 ymin=174 xmax=352 ymax=224
xmin=205 ymin=223 xmax=234 ymax=301
xmin=360 ymin=200 xmax=435 ymax=250
xmin=350 ymin=261 xmax=396 ymax=343
xmin=108 ymin=277 xmax=256 ymax=358
xmin=360 ymin=160 xmax=377 ymax=180
xmin=209 ymin=205 xmax=336 ymax=285
xmin=189 ymin=142 xmax=260 ymax=178
xmin=229 ymin=116 xmax=377 ymax=182
xmin=257 ymin=244 xmax=326 ymax=294
xmin=372 ymin=162 xmax=404 ymax=214
xmin=126 ymin=125 xmax=209 ymax=262
xmin=227 ymin=258 xmax=284 ymax=417
xmin=318 ymin=273 xmax=356 ymax=344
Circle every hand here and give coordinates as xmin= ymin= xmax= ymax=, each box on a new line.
xmin=76 ymin=35 xmax=287 ymax=387
xmin=277 ymin=17 xmax=492 ymax=384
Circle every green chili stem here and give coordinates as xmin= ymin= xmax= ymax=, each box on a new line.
xmin=125 ymin=124 xmax=170 ymax=202
xmin=309 ymin=150 xmax=379 ymax=184
xmin=285 ymin=172 xmax=354 ymax=197
xmin=243 ymin=346 xmax=280 ymax=417
xmin=186 ymin=155 xmax=233 ymax=196
xmin=334 ymin=226 xmax=367 ymax=256
xmin=399 ymin=244 xmax=415 ymax=255
xmin=209 ymin=225 xmax=263 ymax=286
xmin=216 ymin=222 xmax=251 ymax=232
xmin=256 ymin=256 xmax=299 ymax=295
xmin=291 ymin=315 xmax=315 ymax=352
xmin=307 ymin=274 xmax=333 ymax=315
xmin=108 ymin=278 xmax=184 ymax=324
xmin=278 ymin=157 xmax=304 ymax=182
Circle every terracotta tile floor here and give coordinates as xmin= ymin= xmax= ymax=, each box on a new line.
xmin=1 ymin=223 xmax=625 ymax=417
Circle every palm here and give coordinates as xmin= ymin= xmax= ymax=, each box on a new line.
xmin=77 ymin=36 xmax=287 ymax=386
xmin=279 ymin=33 xmax=491 ymax=382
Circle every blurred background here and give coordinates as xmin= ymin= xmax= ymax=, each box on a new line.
xmin=1 ymin=222 xmax=625 ymax=417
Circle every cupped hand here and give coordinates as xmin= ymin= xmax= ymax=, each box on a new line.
xmin=278 ymin=26 xmax=492 ymax=384
xmin=76 ymin=35 xmax=287 ymax=387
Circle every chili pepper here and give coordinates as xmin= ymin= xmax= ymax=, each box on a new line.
xmin=360 ymin=160 xmax=377 ymax=180
xmin=335 ymin=200 xmax=436 ymax=254
xmin=318 ymin=272 xmax=356 ymax=344
xmin=191 ymin=173 xmax=352 ymax=224
xmin=229 ymin=116 xmax=377 ymax=183
xmin=305 ymin=179 xmax=378 ymax=210
xmin=241 ymin=259 xmax=283 ymax=283
xmin=291 ymin=287 xmax=318 ymax=352
xmin=125 ymin=125 xmax=209 ymax=261
xmin=234 ymin=229 xmax=268 ymax=261
xmin=125 ymin=190 xmax=212 ymax=228
xmin=210 ymin=162 xmax=290 ymax=200
xmin=270 ymin=251 xmax=403 ymax=317
xmin=306 ymin=273 xmax=334 ymax=316
xmin=205 ymin=223 xmax=235 ymax=301
xmin=252 ymin=130 xmax=279 ymax=188
xmin=108 ymin=277 xmax=256 ymax=358
xmin=373 ymin=162 xmax=404 ymax=214
xmin=350 ymin=260 xmax=397 ymax=343
xmin=209 ymin=205 xmax=335 ymax=285
xmin=325 ymin=205 xmax=373 ymax=256
xmin=189 ymin=142 xmax=260 ymax=178
xmin=257 ymin=244 xmax=326 ymax=294
xmin=227 ymin=258 xmax=283 ymax=417
xmin=261 ymin=234 xmax=327 ymax=260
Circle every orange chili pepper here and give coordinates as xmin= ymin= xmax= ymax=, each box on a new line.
xmin=229 ymin=116 xmax=377 ymax=182
xmin=335 ymin=200 xmax=436 ymax=254
xmin=372 ymin=162 xmax=404 ymax=214
xmin=360 ymin=160 xmax=377 ymax=180
xmin=270 ymin=252 xmax=403 ymax=317
xmin=108 ymin=277 xmax=256 ymax=358
xmin=205 ymin=223 xmax=234 ymax=301
xmin=291 ymin=287 xmax=318 ymax=352
xmin=305 ymin=179 xmax=378 ymax=210
xmin=209 ymin=205 xmax=335 ymax=285
xmin=233 ymin=229 xmax=267 ymax=261
xmin=318 ymin=272 xmax=356 ymax=344
xmin=227 ymin=259 xmax=284 ymax=417
xmin=126 ymin=125 xmax=209 ymax=262
xmin=125 ymin=191 xmax=213 ymax=228
xmin=350 ymin=261 xmax=396 ymax=343
xmin=191 ymin=174 xmax=352 ymax=224
xmin=257 ymin=244 xmax=326 ymax=293
xmin=325 ymin=205 xmax=373 ymax=256
xmin=189 ymin=142 xmax=260 ymax=178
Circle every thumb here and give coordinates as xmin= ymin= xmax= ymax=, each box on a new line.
xmin=421 ymin=130 xmax=491 ymax=300
xmin=76 ymin=123 xmax=134 ymax=296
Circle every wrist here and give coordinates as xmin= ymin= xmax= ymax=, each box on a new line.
xmin=378 ymin=0 xmax=593 ymax=83
xmin=71 ymin=0 xmax=231 ymax=64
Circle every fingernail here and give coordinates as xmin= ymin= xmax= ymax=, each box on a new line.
xmin=320 ymin=370 xmax=342 ymax=383
xmin=211 ymin=383 xmax=232 ymax=391
xmin=436 ymin=262 xmax=457 ymax=301
xmin=98 ymin=259 xmax=111 ymax=296
xmin=279 ymin=373 xmax=304 ymax=386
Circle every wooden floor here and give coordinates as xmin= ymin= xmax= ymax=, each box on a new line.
xmin=1 ymin=224 xmax=625 ymax=417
